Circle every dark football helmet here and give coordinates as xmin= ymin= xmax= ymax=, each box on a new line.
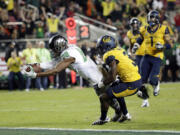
xmin=130 ymin=17 xmax=140 ymax=32
xmin=147 ymin=10 xmax=160 ymax=27
xmin=49 ymin=34 xmax=68 ymax=54
xmin=96 ymin=35 xmax=117 ymax=55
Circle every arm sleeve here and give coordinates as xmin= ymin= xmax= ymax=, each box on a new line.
xmin=105 ymin=55 xmax=116 ymax=65
xmin=40 ymin=59 xmax=57 ymax=70
xmin=136 ymin=37 xmax=143 ymax=45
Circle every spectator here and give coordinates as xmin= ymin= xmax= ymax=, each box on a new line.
xmin=136 ymin=0 xmax=147 ymax=7
xmin=18 ymin=22 xmax=26 ymax=39
xmin=36 ymin=41 xmax=51 ymax=89
xmin=167 ymin=0 xmax=176 ymax=11
xmin=35 ymin=21 xmax=45 ymax=38
xmin=86 ymin=0 xmax=97 ymax=17
xmin=41 ymin=6 xmax=65 ymax=37
xmin=174 ymin=10 xmax=180 ymax=32
xmin=20 ymin=4 xmax=37 ymax=38
xmin=0 ymin=25 xmax=10 ymax=39
xmin=101 ymin=0 xmax=116 ymax=19
xmin=7 ymin=51 xmax=24 ymax=91
xmin=130 ymin=3 xmax=140 ymax=17
xmin=5 ymin=42 xmax=18 ymax=63
xmin=109 ymin=3 xmax=123 ymax=22
xmin=21 ymin=42 xmax=44 ymax=91
xmin=6 ymin=0 xmax=14 ymax=16
xmin=152 ymin=0 xmax=163 ymax=11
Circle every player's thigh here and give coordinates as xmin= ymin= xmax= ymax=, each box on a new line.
xmin=149 ymin=57 xmax=162 ymax=79
xmin=140 ymin=56 xmax=151 ymax=83
xmin=106 ymin=80 xmax=141 ymax=98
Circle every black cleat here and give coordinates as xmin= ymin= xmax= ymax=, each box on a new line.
xmin=137 ymin=85 xmax=149 ymax=99
xmin=118 ymin=113 xmax=131 ymax=123
xmin=92 ymin=117 xmax=110 ymax=125
xmin=111 ymin=113 xmax=122 ymax=122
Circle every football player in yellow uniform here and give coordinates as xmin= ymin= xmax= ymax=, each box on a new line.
xmin=93 ymin=35 xmax=142 ymax=124
xmin=127 ymin=17 xmax=145 ymax=70
xmin=133 ymin=10 xmax=173 ymax=107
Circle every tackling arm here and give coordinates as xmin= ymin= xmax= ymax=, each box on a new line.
xmin=103 ymin=60 xmax=117 ymax=85
xmin=36 ymin=57 xmax=75 ymax=77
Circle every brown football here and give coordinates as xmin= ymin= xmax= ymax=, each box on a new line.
xmin=31 ymin=63 xmax=42 ymax=73
xmin=25 ymin=66 xmax=31 ymax=72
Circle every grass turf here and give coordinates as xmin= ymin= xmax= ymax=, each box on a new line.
xmin=0 ymin=83 xmax=179 ymax=134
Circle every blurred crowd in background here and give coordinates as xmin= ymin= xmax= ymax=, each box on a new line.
xmin=0 ymin=0 xmax=180 ymax=91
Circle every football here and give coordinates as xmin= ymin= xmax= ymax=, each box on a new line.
xmin=25 ymin=66 xmax=31 ymax=72
xmin=31 ymin=63 xmax=42 ymax=73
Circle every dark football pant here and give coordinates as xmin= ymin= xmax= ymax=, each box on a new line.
xmin=140 ymin=55 xmax=162 ymax=86
xmin=135 ymin=55 xmax=143 ymax=73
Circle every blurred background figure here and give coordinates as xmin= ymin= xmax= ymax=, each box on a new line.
xmin=41 ymin=6 xmax=65 ymax=37
xmin=21 ymin=42 xmax=44 ymax=92
xmin=5 ymin=42 xmax=18 ymax=63
xmin=36 ymin=41 xmax=51 ymax=89
xmin=7 ymin=51 xmax=24 ymax=91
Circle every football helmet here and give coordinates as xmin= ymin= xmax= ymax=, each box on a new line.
xmin=49 ymin=34 xmax=68 ymax=54
xmin=96 ymin=35 xmax=117 ymax=55
xmin=130 ymin=17 xmax=140 ymax=32
xmin=147 ymin=10 xmax=160 ymax=27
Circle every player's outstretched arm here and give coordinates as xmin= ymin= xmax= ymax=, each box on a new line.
xmin=36 ymin=57 xmax=75 ymax=77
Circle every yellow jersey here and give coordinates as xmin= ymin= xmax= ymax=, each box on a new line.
xmin=140 ymin=25 xmax=169 ymax=60
xmin=101 ymin=1 xmax=115 ymax=16
xmin=7 ymin=57 xmax=22 ymax=72
xmin=103 ymin=48 xmax=141 ymax=82
xmin=47 ymin=18 xmax=59 ymax=33
xmin=127 ymin=29 xmax=145 ymax=56
xmin=22 ymin=48 xmax=38 ymax=64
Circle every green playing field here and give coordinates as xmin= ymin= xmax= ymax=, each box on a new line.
xmin=0 ymin=83 xmax=180 ymax=135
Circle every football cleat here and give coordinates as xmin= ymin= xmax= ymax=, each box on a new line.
xmin=118 ymin=113 xmax=132 ymax=123
xmin=111 ymin=112 xmax=122 ymax=122
xmin=141 ymin=99 xmax=150 ymax=107
xmin=153 ymin=81 xmax=160 ymax=96
xmin=92 ymin=117 xmax=110 ymax=125
xmin=137 ymin=85 xmax=149 ymax=99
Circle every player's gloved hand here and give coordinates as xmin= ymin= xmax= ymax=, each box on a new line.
xmin=155 ymin=42 xmax=164 ymax=50
xmin=132 ymin=43 xmax=140 ymax=54
xmin=22 ymin=65 xmax=37 ymax=78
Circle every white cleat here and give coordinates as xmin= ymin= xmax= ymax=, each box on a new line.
xmin=25 ymin=89 xmax=29 ymax=92
xmin=118 ymin=113 xmax=132 ymax=122
xmin=141 ymin=99 xmax=149 ymax=107
xmin=153 ymin=81 xmax=160 ymax=96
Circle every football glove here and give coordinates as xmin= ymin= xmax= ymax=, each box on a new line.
xmin=155 ymin=42 xmax=164 ymax=50
xmin=22 ymin=65 xmax=37 ymax=78
xmin=132 ymin=43 xmax=140 ymax=54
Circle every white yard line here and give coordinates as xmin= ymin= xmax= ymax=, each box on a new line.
xmin=0 ymin=127 xmax=180 ymax=134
